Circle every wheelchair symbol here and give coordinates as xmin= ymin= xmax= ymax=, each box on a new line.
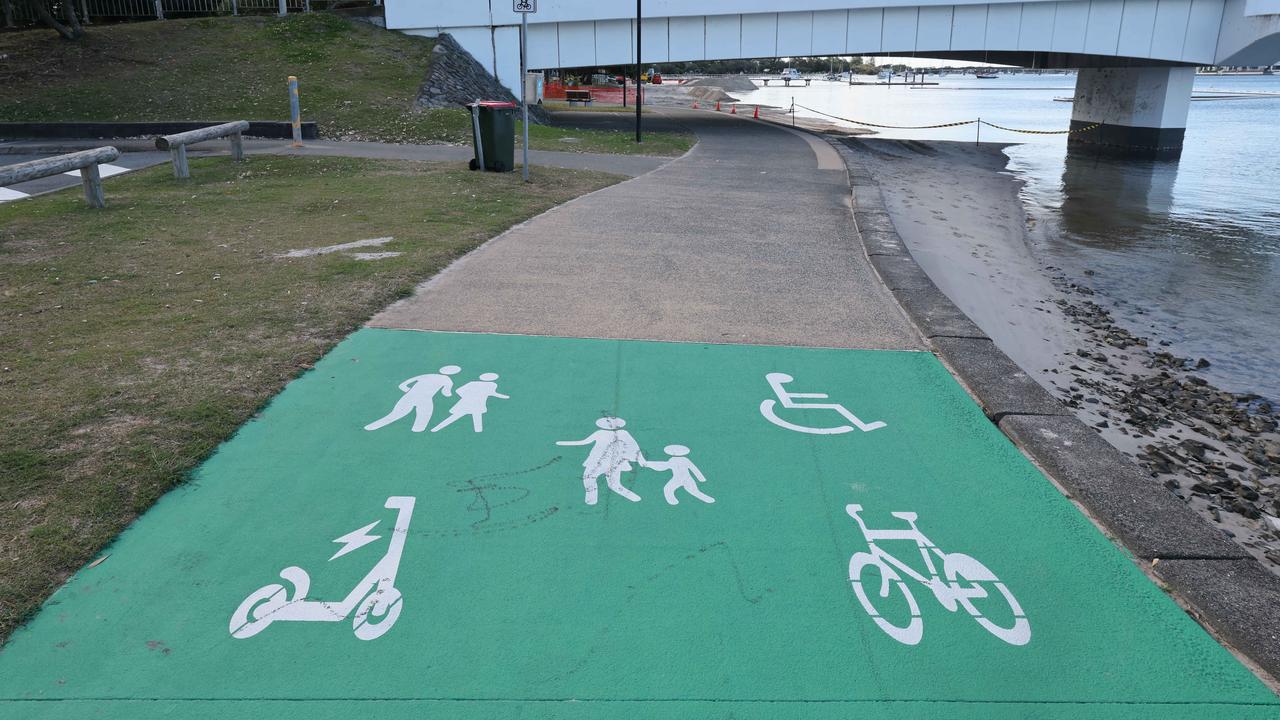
xmin=759 ymin=372 xmax=886 ymax=435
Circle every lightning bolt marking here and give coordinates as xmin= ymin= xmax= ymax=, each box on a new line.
xmin=329 ymin=520 xmax=382 ymax=561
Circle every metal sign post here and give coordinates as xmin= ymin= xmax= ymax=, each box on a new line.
xmin=515 ymin=0 xmax=535 ymax=182
xmin=635 ymin=0 xmax=642 ymax=143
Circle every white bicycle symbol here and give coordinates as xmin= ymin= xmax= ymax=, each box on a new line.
xmin=759 ymin=372 xmax=886 ymax=434
xmin=229 ymin=496 xmax=416 ymax=641
xmin=845 ymin=503 xmax=1030 ymax=646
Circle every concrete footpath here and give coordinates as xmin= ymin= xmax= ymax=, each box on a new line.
xmin=373 ymin=110 xmax=920 ymax=349
xmin=0 ymin=110 xmax=1276 ymax=718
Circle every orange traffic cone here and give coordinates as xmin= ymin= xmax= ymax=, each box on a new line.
xmin=715 ymin=100 xmax=721 ymax=111
xmin=730 ymin=104 xmax=737 ymax=114
xmin=753 ymin=105 xmax=760 ymax=119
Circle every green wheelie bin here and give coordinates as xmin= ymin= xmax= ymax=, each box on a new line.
xmin=467 ymin=101 xmax=516 ymax=172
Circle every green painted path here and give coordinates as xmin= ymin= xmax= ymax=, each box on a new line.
xmin=1 ymin=329 xmax=1275 ymax=718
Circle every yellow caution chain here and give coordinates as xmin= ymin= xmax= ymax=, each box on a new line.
xmin=794 ymin=104 xmax=975 ymax=130
xmin=978 ymin=120 xmax=1101 ymax=135
xmin=793 ymin=103 xmax=1102 ymax=136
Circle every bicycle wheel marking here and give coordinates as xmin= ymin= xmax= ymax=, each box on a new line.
xmin=845 ymin=504 xmax=1031 ymax=647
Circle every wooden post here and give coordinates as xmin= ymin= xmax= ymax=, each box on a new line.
xmin=278 ymin=0 xmax=287 ymax=16
xmin=79 ymin=164 xmax=105 ymax=208
xmin=2 ymin=0 xmax=14 ymax=29
xmin=154 ymin=0 xmax=164 ymax=20
xmin=79 ymin=0 xmax=90 ymax=24
xmin=155 ymin=121 xmax=250 ymax=180
xmin=170 ymin=145 xmax=190 ymax=179
xmin=231 ymin=0 xmax=238 ymax=15
xmin=0 ymin=147 xmax=121 ymax=187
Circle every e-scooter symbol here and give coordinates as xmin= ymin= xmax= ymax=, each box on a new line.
xmin=229 ymin=496 xmax=416 ymax=641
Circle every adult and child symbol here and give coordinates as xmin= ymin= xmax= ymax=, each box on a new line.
xmin=362 ymin=365 xmax=716 ymax=506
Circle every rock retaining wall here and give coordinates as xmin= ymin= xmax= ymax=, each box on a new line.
xmin=416 ymin=33 xmax=548 ymax=123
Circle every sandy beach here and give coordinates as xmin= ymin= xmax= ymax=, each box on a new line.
xmin=849 ymin=137 xmax=1280 ymax=573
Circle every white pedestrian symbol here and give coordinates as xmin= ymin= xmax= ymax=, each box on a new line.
xmin=759 ymin=372 xmax=886 ymax=434
xmin=844 ymin=503 xmax=1030 ymax=646
xmin=364 ymin=365 xmax=461 ymax=432
xmin=229 ymin=496 xmax=416 ymax=641
xmin=641 ymin=445 xmax=715 ymax=505
xmin=557 ymin=417 xmax=645 ymax=505
xmin=431 ymin=373 xmax=509 ymax=433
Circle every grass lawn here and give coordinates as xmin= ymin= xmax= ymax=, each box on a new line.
xmin=0 ymin=14 xmax=693 ymax=156
xmin=0 ymin=156 xmax=622 ymax=642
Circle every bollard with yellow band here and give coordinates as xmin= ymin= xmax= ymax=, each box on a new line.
xmin=288 ymin=76 xmax=303 ymax=148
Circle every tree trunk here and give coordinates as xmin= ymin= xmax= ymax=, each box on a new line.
xmin=26 ymin=1 xmax=83 ymax=39
xmin=60 ymin=0 xmax=85 ymax=37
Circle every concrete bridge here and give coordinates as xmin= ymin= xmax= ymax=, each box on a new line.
xmin=386 ymin=0 xmax=1280 ymax=157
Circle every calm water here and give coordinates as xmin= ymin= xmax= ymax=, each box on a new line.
xmin=741 ymin=75 xmax=1280 ymax=400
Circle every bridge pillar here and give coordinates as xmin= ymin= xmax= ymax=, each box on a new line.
xmin=1068 ymin=67 xmax=1195 ymax=159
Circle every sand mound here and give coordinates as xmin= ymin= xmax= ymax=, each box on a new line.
xmin=683 ymin=76 xmax=759 ymax=93
xmin=685 ymin=86 xmax=736 ymax=102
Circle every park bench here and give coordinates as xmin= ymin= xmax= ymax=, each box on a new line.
xmin=154 ymin=120 xmax=250 ymax=180
xmin=565 ymin=89 xmax=594 ymax=106
xmin=0 ymin=146 xmax=121 ymax=209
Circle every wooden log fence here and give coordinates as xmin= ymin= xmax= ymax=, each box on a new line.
xmin=0 ymin=147 xmax=121 ymax=208
xmin=155 ymin=121 xmax=250 ymax=179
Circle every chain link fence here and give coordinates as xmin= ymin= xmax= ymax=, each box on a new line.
xmin=1 ymin=0 xmax=374 ymax=28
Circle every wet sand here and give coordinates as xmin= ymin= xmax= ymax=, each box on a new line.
xmin=850 ymin=138 xmax=1280 ymax=573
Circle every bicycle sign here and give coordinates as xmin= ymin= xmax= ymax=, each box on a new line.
xmin=759 ymin=372 xmax=886 ymax=434
xmin=845 ymin=504 xmax=1030 ymax=646
xmin=513 ymin=0 xmax=536 ymax=12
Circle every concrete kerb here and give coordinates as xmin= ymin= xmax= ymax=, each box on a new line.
xmin=1151 ymin=558 xmax=1280 ymax=680
xmin=825 ymin=132 xmax=1280 ymax=686
xmin=853 ymin=210 xmax=908 ymax=255
xmin=998 ymin=414 xmax=1250 ymax=560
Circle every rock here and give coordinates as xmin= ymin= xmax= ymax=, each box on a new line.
xmin=1229 ymin=499 xmax=1263 ymax=520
